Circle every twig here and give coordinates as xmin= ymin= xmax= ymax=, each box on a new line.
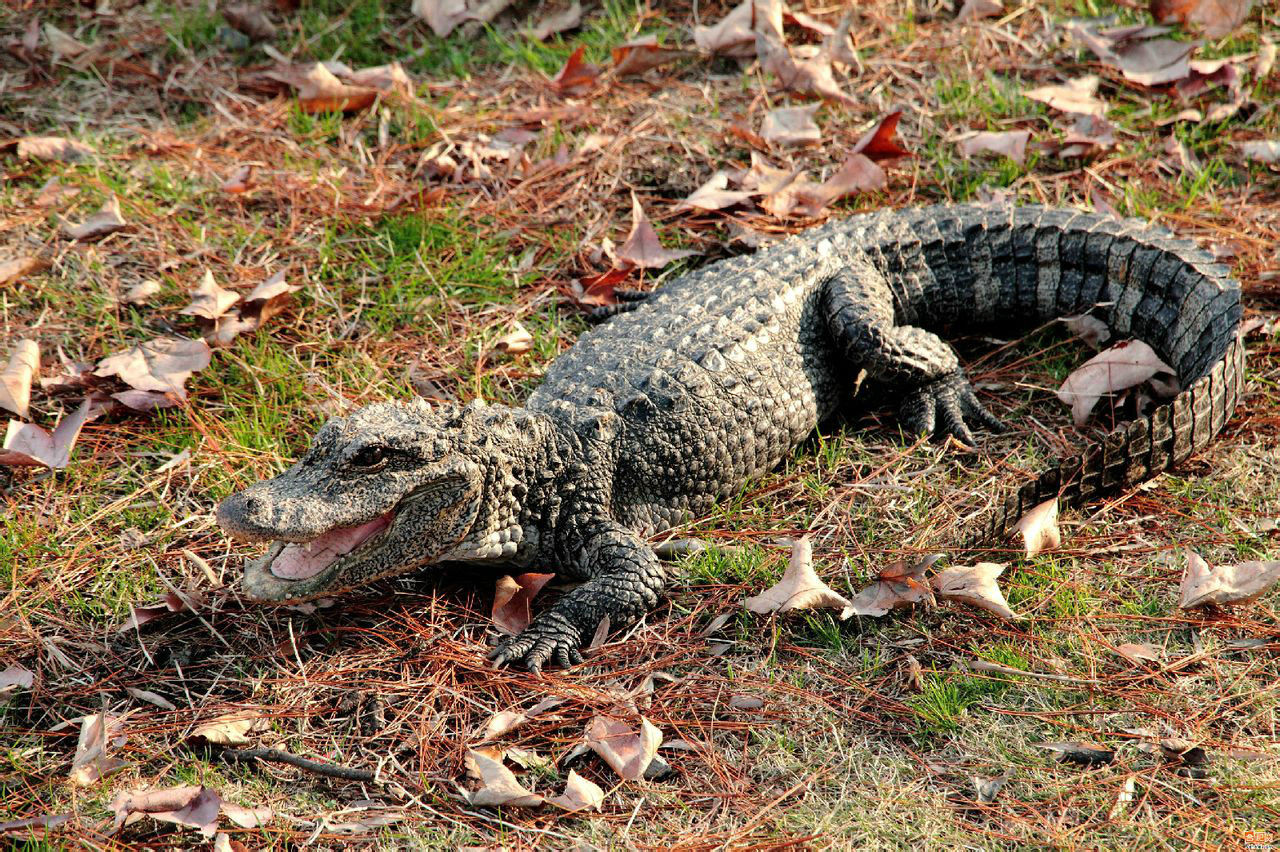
xmin=966 ymin=659 xmax=1101 ymax=686
xmin=221 ymin=747 xmax=375 ymax=783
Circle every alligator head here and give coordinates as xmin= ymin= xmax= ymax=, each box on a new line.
xmin=216 ymin=399 xmax=488 ymax=602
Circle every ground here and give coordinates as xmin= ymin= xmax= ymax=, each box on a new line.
xmin=2 ymin=0 xmax=1279 ymax=848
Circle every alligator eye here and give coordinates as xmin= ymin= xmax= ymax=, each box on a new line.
xmin=350 ymin=446 xmax=389 ymax=469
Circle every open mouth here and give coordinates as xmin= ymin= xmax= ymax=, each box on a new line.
xmin=268 ymin=510 xmax=394 ymax=580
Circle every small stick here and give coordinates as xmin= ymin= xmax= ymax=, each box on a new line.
xmin=221 ymin=746 xmax=375 ymax=783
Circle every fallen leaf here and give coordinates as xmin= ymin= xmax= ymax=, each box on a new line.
xmin=95 ymin=337 xmax=211 ymax=397
xmin=191 ymin=712 xmax=268 ymax=745
xmin=1174 ymin=56 xmax=1240 ymax=99
xmin=110 ymin=786 xmax=222 ymax=838
xmin=220 ymin=802 xmax=272 ymax=829
xmin=43 ymin=24 xmax=90 ymax=60
xmin=70 ymin=713 xmax=128 ymax=786
xmin=728 ymin=694 xmax=765 ymax=710
xmin=957 ymin=0 xmax=1003 ymax=21
xmin=207 ymin=270 xmax=300 ymax=346
xmin=0 ymin=814 xmax=72 ymax=834
xmin=343 ymin=62 xmax=415 ymax=97
xmin=618 ymin=192 xmax=698 ymax=269
xmin=63 ymin=197 xmax=127 ymax=241
xmin=529 ymin=2 xmax=582 ymax=40
xmin=465 ymin=750 xmax=544 ymax=807
xmin=0 ymin=397 xmax=95 ymax=469
xmin=851 ymin=111 xmax=910 ymax=160
xmin=847 ymin=553 xmax=942 ymax=617
xmin=958 ymin=130 xmax=1030 ymax=164
xmin=1060 ymin=313 xmax=1112 ymax=349
xmin=125 ymin=687 xmax=177 ymax=711
xmin=612 ymin=35 xmax=691 ymax=76
xmin=745 ymin=536 xmax=854 ymax=617
xmin=1257 ymin=40 xmax=1276 ymax=80
xmin=547 ymin=769 xmax=605 ymax=812
xmin=931 ymin=562 xmax=1018 ymax=619
xmin=1164 ymin=132 xmax=1201 ymax=175
xmin=0 ymin=664 xmax=35 ymax=693
xmin=811 ymin=152 xmax=886 ymax=204
xmin=1055 ymin=339 xmax=1174 ymax=426
xmin=1037 ymin=741 xmax=1115 ymax=766
xmin=972 ymin=771 xmax=1011 ymax=803
xmin=761 ymin=103 xmax=822 ymax=146
xmin=491 ymin=322 xmax=533 ymax=357
xmin=1024 ymin=75 xmax=1108 ymax=118
xmin=1014 ymin=498 xmax=1061 ymax=556
xmin=1114 ymin=642 xmax=1162 ymax=664
xmin=0 ymin=340 xmax=39 ymax=419
xmin=481 ymin=710 xmax=528 ymax=740
xmin=181 ymin=270 xmax=241 ymax=321
xmin=492 ymin=572 xmax=554 ymax=635
xmin=411 ymin=0 xmax=468 ymax=35
xmin=585 ymin=715 xmax=662 ymax=781
xmin=758 ymin=37 xmax=856 ymax=105
xmin=1114 ymin=37 xmax=1198 ymax=86
xmin=823 ymin=12 xmax=857 ymax=68
xmin=221 ymin=165 xmax=255 ymax=194
xmin=573 ymin=267 xmax=630 ymax=306
xmin=677 ymin=171 xmax=754 ymax=212
xmin=1240 ymin=140 xmax=1280 ymax=164
xmin=223 ymin=3 xmax=277 ymax=40
xmin=122 ymin=279 xmax=162 ymax=305
xmin=1151 ymin=0 xmax=1255 ymax=39
xmin=1178 ymin=549 xmax=1280 ymax=609
xmin=266 ymin=62 xmax=377 ymax=113
xmin=16 ymin=136 xmax=94 ymax=163
xmin=0 ymin=257 xmax=43 ymax=287
xmin=693 ymin=0 xmax=756 ymax=57
xmin=785 ymin=8 xmax=834 ymax=36
xmin=550 ymin=46 xmax=600 ymax=97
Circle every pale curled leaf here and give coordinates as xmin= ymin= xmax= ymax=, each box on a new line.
xmin=492 ymin=322 xmax=533 ymax=357
xmin=1055 ymin=339 xmax=1173 ymax=426
xmin=1014 ymin=498 xmax=1061 ymax=557
xmin=1114 ymin=642 xmax=1162 ymax=664
xmin=1024 ymin=76 xmax=1108 ymax=118
xmin=931 ymin=563 xmax=1018 ymax=620
xmin=411 ymin=0 xmax=470 ymax=36
xmin=760 ymin=103 xmax=822 ymax=146
xmin=491 ymin=572 xmax=554 ymax=635
xmin=265 ymin=62 xmax=377 ymax=113
xmin=191 ymin=712 xmax=268 ymax=745
xmin=846 ymin=554 xmax=942 ymax=617
xmin=956 ymin=0 xmax=1003 ymax=21
xmin=125 ymin=687 xmax=176 ymax=710
xmin=16 ymin=136 xmax=94 ymax=163
xmin=547 ymin=770 xmax=605 ymax=812
xmin=528 ymin=1 xmax=582 ymax=40
xmin=95 ymin=337 xmax=211 ymax=396
xmin=122 ymin=279 xmax=162 ymax=305
xmin=110 ymin=785 xmax=222 ymax=837
xmin=693 ymin=0 xmax=756 ymax=57
xmin=744 ymin=536 xmax=854 ymax=618
xmin=0 ymin=340 xmax=40 ymax=419
xmin=0 ymin=256 xmax=44 ymax=287
xmin=0 ymin=397 xmax=95 ymax=469
xmin=70 ymin=713 xmax=128 ymax=786
xmin=618 ymin=192 xmax=698 ymax=269
xmin=1179 ymin=549 xmax=1280 ymax=609
xmin=1151 ymin=0 xmax=1254 ymax=39
xmin=585 ymin=715 xmax=662 ymax=781
xmin=0 ymin=664 xmax=35 ymax=692
xmin=465 ymin=750 xmax=543 ymax=807
xmin=181 ymin=270 xmax=240 ymax=321
xmin=677 ymin=171 xmax=754 ymax=212
xmin=1240 ymin=140 xmax=1280 ymax=164
xmin=63 ymin=197 xmax=127 ymax=241
xmin=1059 ymin=313 xmax=1112 ymax=349
xmin=957 ymin=130 xmax=1030 ymax=164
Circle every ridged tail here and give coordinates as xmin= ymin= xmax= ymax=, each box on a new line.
xmin=848 ymin=203 xmax=1246 ymax=546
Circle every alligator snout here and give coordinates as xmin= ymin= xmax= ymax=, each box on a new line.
xmin=216 ymin=488 xmax=279 ymax=543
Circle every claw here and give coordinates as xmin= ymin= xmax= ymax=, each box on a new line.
xmin=899 ymin=371 xmax=1002 ymax=447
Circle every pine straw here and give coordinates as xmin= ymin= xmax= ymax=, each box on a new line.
xmin=2 ymin=0 xmax=1280 ymax=847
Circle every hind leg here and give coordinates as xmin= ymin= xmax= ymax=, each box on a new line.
xmin=822 ymin=261 xmax=1004 ymax=446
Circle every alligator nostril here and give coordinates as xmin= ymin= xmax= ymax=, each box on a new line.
xmin=242 ymin=494 xmax=260 ymax=516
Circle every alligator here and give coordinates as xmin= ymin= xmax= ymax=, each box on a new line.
xmin=217 ymin=203 xmax=1245 ymax=671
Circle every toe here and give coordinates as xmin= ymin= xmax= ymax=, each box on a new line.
xmin=899 ymin=389 xmax=937 ymax=438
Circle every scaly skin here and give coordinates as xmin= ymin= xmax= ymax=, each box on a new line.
xmin=217 ymin=203 xmax=1244 ymax=671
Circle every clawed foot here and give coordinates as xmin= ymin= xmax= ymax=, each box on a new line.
xmin=899 ymin=371 xmax=1005 ymax=448
xmin=489 ymin=611 xmax=585 ymax=673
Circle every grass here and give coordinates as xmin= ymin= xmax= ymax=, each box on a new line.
xmin=1 ymin=0 xmax=1279 ymax=847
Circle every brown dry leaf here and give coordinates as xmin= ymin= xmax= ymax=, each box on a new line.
xmin=122 ymin=279 xmax=162 ymax=305
xmin=95 ymin=337 xmax=211 ymax=397
xmin=465 ymin=750 xmax=544 ymax=807
xmin=551 ymin=46 xmax=601 ymax=97
xmin=744 ymin=536 xmax=854 ymax=617
xmin=492 ymin=572 xmax=555 ymax=635
xmin=931 ymin=562 xmax=1018 ymax=619
xmin=0 ymin=664 xmax=35 ymax=692
xmin=547 ymin=770 xmax=606 ymax=812
xmin=481 ymin=710 xmax=528 ymax=740
xmin=221 ymin=165 xmax=255 ymax=194
xmin=823 ymin=12 xmax=856 ymax=68
xmin=34 ymin=177 xmax=80 ymax=208
xmin=223 ymin=3 xmax=277 ymax=40
xmin=1060 ymin=313 xmax=1112 ymax=348
xmin=208 ymin=270 xmax=301 ymax=346
xmin=0 ymin=256 xmax=43 ymax=287
xmin=847 ymin=554 xmax=942 ymax=617
xmin=1114 ymin=37 xmax=1198 ymax=86
xmin=220 ymin=802 xmax=272 ymax=829
xmin=63 ymin=197 xmax=127 ymax=241
xmin=110 ymin=785 xmax=222 ymax=838
xmin=811 ymin=153 xmax=886 ymax=203
xmin=585 ymin=715 xmax=662 ymax=781
xmin=693 ymin=0 xmax=756 ymax=57
xmin=1257 ymin=40 xmax=1276 ymax=80
xmin=785 ymin=8 xmax=834 ymax=36
xmin=266 ymin=62 xmax=377 ymax=113
xmin=0 ymin=340 xmax=39 ymax=419
xmin=758 ymin=39 xmax=856 ymax=106
xmin=43 ymin=24 xmax=91 ymax=60
xmin=851 ymin=111 xmax=910 ymax=160
xmin=1174 ymin=57 xmax=1240 ymax=99
xmin=1115 ymin=642 xmax=1163 ymax=664
xmin=1037 ymin=741 xmax=1115 ymax=766
xmin=618 ymin=193 xmax=698 ymax=269
xmin=70 ymin=713 xmax=128 ymax=786
xmin=1057 ymin=114 xmax=1117 ymax=158
xmin=1055 ymin=339 xmax=1174 ymax=426
xmin=1014 ymin=498 xmax=1061 ymax=557
xmin=181 ymin=270 xmax=240 ymax=321
xmin=411 ymin=0 xmax=470 ymax=36
xmin=16 ymin=136 xmax=94 ymax=163
xmin=125 ymin=687 xmax=176 ymax=711
xmin=491 ymin=322 xmax=534 ymax=357
xmin=572 ymin=267 xmax=630 ymax=307
xmin=117 ymin=591 xmax=190 ymax=633
xmin=677 ymin=171 xmax=754 ymax=212
xmin=529 ymin=2 xmax=582 ymax=40
xmin=957 ymin=0 xmax=1003 ymax=21
xmin=342 ymin=62 xmax=415 ymax=97
xmin=612 ymin=35 xmax=691 ymax=76
xmin=1240 ymin=140 xmax=1280 ymax=163
xmin=1024 ymin=76 xmax=1108 ymax=117
xmin=1179 ymin=549 xmax=1280 ymax=609
xmin=761 ymin=103 xmax=822 ymax=146
xmin=1151 ymin=0 xmax=1255 ymax=39
xmin=0 ymin=397 xmax=95 ymax=469
xmin=192 ymin=712 xmax=269 ymax=746
xmin=958 ymin=130 xmax=1030 ymax=164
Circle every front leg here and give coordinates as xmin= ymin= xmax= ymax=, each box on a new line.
xmin=491 ymin=523 xmax=665 ymax=672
